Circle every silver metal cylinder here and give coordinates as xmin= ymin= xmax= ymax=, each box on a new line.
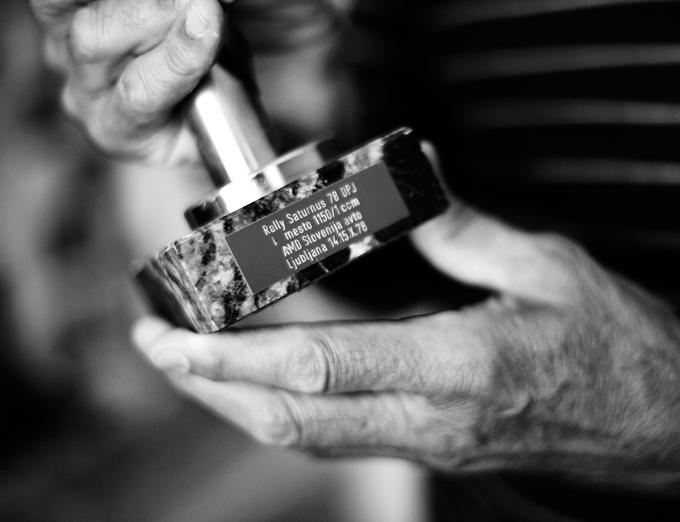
xmin=184 ymin=140 xmax=332 ymax=229
xmin=186 ymin=65 xmax=277 ymax=187
xmin=182 ymin=13 xmax=332 ymax=226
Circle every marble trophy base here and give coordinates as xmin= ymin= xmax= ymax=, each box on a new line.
xmin=136 ymin=128 xmax=449 ymax=333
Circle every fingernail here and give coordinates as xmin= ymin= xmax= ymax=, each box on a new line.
xmin=185 ymin=0 xmax=214 ymax=39
xmin=152 ymin=351 xmax=191 ymax=374
xmin=132 ymin=316 xmax=172 ymax=350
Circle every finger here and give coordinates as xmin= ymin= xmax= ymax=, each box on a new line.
xmin=137 ymin=319 xmax=430 ymax=394
xmin=416 ymin=139 xmax=599 ymax=303
xmin=92 ymin=0 xmax=222 ymax=156
xmin=65 ymin=0 xmax=195 ymax=95
xmin=132 ymin=315 xmax=173 ymax=347
xmin=411 ymin=200 xmax=596 ymax=304
xmin=168 ymin=376 xmax=431 ymax=451
xmin=131 ymin=315 xmax=187 ymax=369
xmin=68 ymin=0 xmax=192 ymax=65
xmin=134 ymin=312 xmax=493 ymax=397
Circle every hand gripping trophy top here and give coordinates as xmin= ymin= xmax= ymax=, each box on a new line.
xmin=182 ymin=14 xmax=330 ymax=229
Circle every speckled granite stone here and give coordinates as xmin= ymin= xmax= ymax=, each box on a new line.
xmin=136 ymin=128 xmax=448 ymax=333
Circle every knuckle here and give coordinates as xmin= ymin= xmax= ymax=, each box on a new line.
xmin=285 ymin=329 xmax=332 ymax=393
xmin=69 ymin=9 xmax=102 ymax=64
xmin=154 ymin=0 xmax=182 ymax=16
xmin=530 ymin=232 xmax=600 ymax=298
xmin=121 ymin=0 xmax=180 ymax=30
xmin=412 ymin=401 xmax=481 ymax=471
xmin=120 ymin=2 xmax=158 ymax=30
xmin=533 ymin=233 xmax=586 ymax=265
xmin=253 ymin=397 xmax=301 ymax=447
xmin=164 ymin=38 xmax=199 ymax=78
xmin=118 ymin=70 xmax=161 ymax=117
xmin=121 ymin=4 xmax=153 ymax=29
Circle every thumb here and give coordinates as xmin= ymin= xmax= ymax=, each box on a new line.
xmin=411 ymin=186 xmax=587 ymax=304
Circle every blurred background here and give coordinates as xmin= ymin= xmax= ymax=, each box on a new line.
xmin=5 ymin=0 xmax=680 ymax=520
xmin=0 ymin=1 xmax=430 ymax=521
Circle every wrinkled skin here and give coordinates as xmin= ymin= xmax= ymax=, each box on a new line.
xmin=134 ymin=203 xmax=680 ymax=489
xmin=30 ymin=0 xmax=680 ymax=489
xmin=29 ymin=0 xmax=341 ymax=164
xmin=30 ymin=0 xmax=226 ymax=164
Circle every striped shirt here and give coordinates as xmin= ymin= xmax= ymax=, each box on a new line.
xmin=342 ymin=1 xmax=680 ymax=520
xmin=346 ymin=0 xmax=680 ymax=307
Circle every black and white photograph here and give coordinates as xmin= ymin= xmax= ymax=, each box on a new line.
xmin=2 ymin=0 xmax=680 ymax=520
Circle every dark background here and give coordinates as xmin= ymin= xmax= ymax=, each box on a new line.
xmin=334 ymin=1 xmax=680 ymax=520
xmin=3 ymin=0 xmax=680 ymax=520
